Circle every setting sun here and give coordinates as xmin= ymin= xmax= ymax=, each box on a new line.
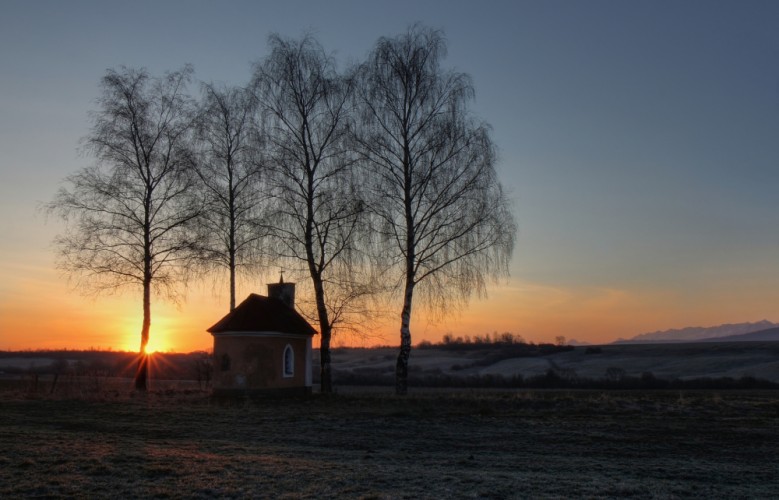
xmin=119 ymin=306 xmax=193 ymax=353
xmin=137 ymin=335 xmax=170 ymax=355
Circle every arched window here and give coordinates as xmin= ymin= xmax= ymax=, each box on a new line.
xmin=220 ymin=354 xmax=231 ymax=371
xmin=283 ymin=344 xmax=294 ymax=378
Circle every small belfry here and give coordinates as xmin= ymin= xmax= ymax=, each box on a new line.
xmin=267 ymin=271 xmax=295 ymax=309
xmin=207 ymin=276 xmax=317 ymax=395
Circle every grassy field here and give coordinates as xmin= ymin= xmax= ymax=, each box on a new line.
xmin=3 ymin=342 xmax=777 ymax=388
xmin=1 ymin=387 xmax=777 ymax=498
xmin=326 ymin=342 xmax=779 ymax=383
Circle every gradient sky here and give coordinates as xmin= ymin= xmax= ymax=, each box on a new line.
xmin=1 ymin=0 xmax=778 ymax=352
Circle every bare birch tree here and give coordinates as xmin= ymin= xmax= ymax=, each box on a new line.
xmin=194 ymin=82 xmax=267 ymax=311
xmin=354 ymin=26 xmax=516 ymax=395
xmin=252 ymin=34 xmax=364 ymax=393
xmin=48 ymin=66 xmax=201 ymax=391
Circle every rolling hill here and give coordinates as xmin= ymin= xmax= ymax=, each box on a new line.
xmin=323 ymin=341 xmax=779 ymax=384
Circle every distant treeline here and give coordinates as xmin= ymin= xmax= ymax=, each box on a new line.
xmin=427 ymin=331 xmax=527 ymax=346
xmin=417 ymin=332 xmax=574 ymax=356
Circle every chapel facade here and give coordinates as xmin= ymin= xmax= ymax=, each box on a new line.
xmin=207 ymin=279 xmax=317 ymax=394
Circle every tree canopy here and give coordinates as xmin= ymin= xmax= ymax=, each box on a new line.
xmin=49 ymin=66 xmax=202 ymax=390
xmin=49 ymin=26 xmax=517 ymax=394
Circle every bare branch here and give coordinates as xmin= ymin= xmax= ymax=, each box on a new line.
xmin=251 ymin=34 xmax=371 ymax=393
xmin=354 ymin=25 xmax=517 ymax=394
xmin=47 ymin=65 xmax=200 ymax=390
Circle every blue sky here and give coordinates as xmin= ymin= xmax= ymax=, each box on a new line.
xmin=1 ymin=0 xmax=778 ymax=349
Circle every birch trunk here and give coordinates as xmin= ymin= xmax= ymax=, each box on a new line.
xmin=395 ymin=280 xmax=414 ymax=395
xmin=313 ymin=274 xmax=333 ymax=393
xmin=135 ymin=279 xmax=151 ymax=391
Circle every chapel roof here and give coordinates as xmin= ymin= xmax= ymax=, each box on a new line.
xmin=207 ymin=293 xmax=317 ymax=336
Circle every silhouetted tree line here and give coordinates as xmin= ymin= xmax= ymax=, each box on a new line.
xmin=440 ymin=331 xmax=525 ymax=346
xmin=48 ymin=24 xmax=516 ymax=393
xmin=417 ymin=332 xmax=574 ymax=357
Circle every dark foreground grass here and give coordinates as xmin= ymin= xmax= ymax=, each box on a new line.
xmin=1 ymin=389 xmax=777 ymax=498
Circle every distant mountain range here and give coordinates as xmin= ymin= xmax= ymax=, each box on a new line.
xmin=614 ymin=320 xmax=779 ymax=344
xmin=699 ymin=327 xmax=779 ymax=343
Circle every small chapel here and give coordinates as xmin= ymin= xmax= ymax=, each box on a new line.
xmin=207 ymin=278 xmax=317 ymax=395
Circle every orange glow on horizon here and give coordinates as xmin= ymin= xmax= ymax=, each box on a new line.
xmin=3 ymin=263 xmax=779 ymax=352
xmin=141 ymin=340 xmax=162 ymax=355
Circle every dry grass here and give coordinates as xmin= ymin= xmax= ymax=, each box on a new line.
xmin=1 ymin=387 xmax=777 ymax=498
xmin=327 ymin=342 xmax=779 ymax=383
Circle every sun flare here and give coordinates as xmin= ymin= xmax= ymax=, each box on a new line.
xmin=121 ymin=310 xmax=178 ymax=353
xmin=141 ymin=337 xmax=169 ymax=354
